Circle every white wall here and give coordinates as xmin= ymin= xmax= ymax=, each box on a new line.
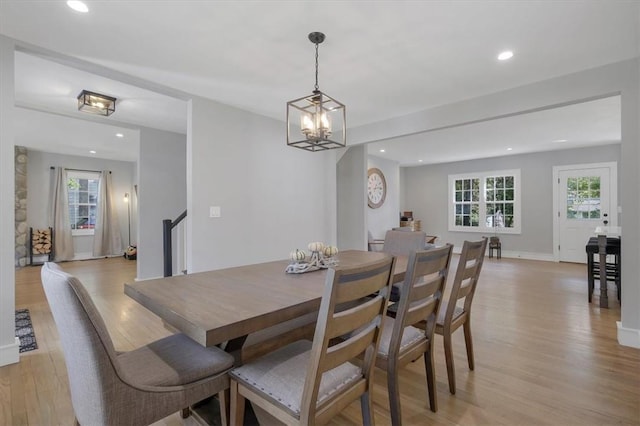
xmin=26 ymin=150 xmax=135 ymax=260
xmin=137 ymin=127 xmax=186 ymax=279
xmin=350 ymin=59 xmax=640 ymax=347
xmin=401 ymin=144 xmax=621 ymax=258
xmin=186 ymin=97 xmax=337 ymax=273
xmin=337 ymin=145 xmax=367 ymax=250
xmin=367 ymin=155 xmax=401 ymax=241
xmin=0 ymin=35 xmax=19 ymax=366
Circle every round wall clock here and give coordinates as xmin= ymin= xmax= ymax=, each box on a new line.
xmin=367 ymin=168 xmax=387 ymax=209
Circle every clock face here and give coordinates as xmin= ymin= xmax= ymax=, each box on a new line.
xmin=367 ymin=168 xmax=387 ymax=209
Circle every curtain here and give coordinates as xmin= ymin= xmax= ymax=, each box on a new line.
xmin=49 ymin=167 xmax=74 ymax=261
xmin=92 ymin=171 xmax=123 ymax=257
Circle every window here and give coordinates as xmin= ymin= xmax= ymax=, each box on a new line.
xmin=566 ymin=176 xmax=601 ymax=219
xmin=67 ymin=171 xmax=100 ymax=236
xmin=449 ymin=169 xmax=521 ymax=234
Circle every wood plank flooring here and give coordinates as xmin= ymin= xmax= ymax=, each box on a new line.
xmin=2 ymin=255 xmax=638 ymax=425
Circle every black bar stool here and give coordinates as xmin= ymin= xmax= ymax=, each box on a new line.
xmin=585 ymin=236 xmax=621 ymax=306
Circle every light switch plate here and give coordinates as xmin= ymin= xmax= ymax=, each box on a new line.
xmin=209 ymin=206 xmax=221 ymax=218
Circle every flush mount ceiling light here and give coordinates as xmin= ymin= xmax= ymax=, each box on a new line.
xmin=287 ymin=32 xmax=346 ymax=152
xmin=498 ymin=50 xmax=514 ymax=61
xmin=77 ymin=90 xmax=116 ymax=116
xmin=67 ymin=1 xmax=89 ymax=13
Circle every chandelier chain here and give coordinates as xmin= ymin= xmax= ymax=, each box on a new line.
xmin=314 ymin=42 xmax=319 ymax=91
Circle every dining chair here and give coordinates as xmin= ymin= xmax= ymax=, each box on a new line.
xmin=41 ymin=262 xmax=235 ymax=426
xmin=378 ymin=244 xmax=453 ymax=425
xmin=436 ymin=238 xmax=487 ymax=395
xmin=382 ymin=229 xmax=428 ymax=302
xmin=382 ymin=229 xmax=427 ymax=256
xmin=229 ymin=256 xmax=396 ymax=426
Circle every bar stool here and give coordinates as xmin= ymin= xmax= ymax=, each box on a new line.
xmin=586 ymin=236 xmax=621 ymax=306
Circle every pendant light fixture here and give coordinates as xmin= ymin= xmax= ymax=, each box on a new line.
xmin=287 ymin=32 xmax=346 ymax=151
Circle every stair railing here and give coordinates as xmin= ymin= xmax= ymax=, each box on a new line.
xmin=163 ymin=210 xmax=187 ymax=277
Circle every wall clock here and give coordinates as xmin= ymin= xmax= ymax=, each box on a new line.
xmin=367 ymin=168 xmax=387 ymax=209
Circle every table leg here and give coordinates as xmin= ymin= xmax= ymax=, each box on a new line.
xmin=597 ymin=235 xmax=608 ymax=308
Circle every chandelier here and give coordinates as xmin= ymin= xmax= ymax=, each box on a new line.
xmin=287 ymin=32 xmax=346 ymax=151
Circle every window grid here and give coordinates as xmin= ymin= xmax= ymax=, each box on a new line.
xmin=485 ymin=175 xmax=515 ymax=229
xmin=454 ymin=178 xmax=480 ymax=227
xmin=449 ymin=169 xmax=521 ymax=234
xmin=566 ymin=176 xmax=601 ymax=220
xmin=68 ymin=175 xmax=99 ymax=232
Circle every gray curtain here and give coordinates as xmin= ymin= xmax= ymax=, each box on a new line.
xmin=49 ymin=167 xmax=74 ymax=261
xmin=92 ymin=171 xmax=123 ymax=257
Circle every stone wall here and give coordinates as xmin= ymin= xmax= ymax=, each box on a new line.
xmin=15 ymin=146 xmax=27 ymax=267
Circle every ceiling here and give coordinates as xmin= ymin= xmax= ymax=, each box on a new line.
xmin=1 ymin=1 xmax=637 ymax=164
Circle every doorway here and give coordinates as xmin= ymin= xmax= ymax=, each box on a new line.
xmin=553 ymin=162 xmax=617 ymax=263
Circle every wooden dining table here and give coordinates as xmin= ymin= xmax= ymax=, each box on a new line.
xmin=124 ymin=250 xmax=407 ymax=352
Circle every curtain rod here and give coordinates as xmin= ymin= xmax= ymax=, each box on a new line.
xmin=49 ymin=166 xmax=111 ymax=174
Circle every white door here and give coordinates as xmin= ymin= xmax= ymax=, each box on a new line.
xmin=557 ymin=164 xmax=615 ymax=263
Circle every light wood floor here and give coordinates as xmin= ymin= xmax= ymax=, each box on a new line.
xmin=2 ymin=256 xmax=639 ymax=426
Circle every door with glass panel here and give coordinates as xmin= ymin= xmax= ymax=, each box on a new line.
xmin=558 ymin=166 xmax=613 ymax=263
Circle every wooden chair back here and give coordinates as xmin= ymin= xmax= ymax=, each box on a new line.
xmin=301 ymin=256 xmax=396 ymax=425
xmin=442 ymin=238 xmax=487 ymax=327
xmin=393 ymin=244 xmax=453 ymax=352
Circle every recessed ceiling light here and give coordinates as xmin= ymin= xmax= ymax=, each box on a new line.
xmin=379 ymin=149 xmax=385 ymax=153
xmin=89 ymin=150 xmax=96 ymax=154
xmin=506 ymin=147 xmax=513 ymax=151
xmin=498 ymin=51 xmax=514 ymax=61
xmin=115 ymin=133 xmax=124 ymax=138
xmin=418 ymin=160 xmax=423 ymax=163
xmin=67 ymin=1 xmax=89 ymax=13
xmin=553 ymin=139 xmax=568 ymax=143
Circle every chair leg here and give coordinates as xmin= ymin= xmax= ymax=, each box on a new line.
xmin=219 ymin=389 xmax=230 ymax=426
xmin=424 ymin=348 xmax=438 ymax=412
xmin=230 ymin=380 xmax=245 ymax=426
xmin=443 ymin=332 xmax=456 ymax=395
xmin=180 ymin=407 xmax=191 ymax=419
xmin=463 ymin=320 xmax=475 ymax=371
xmin=387 ymin=365 xmax=402 ymax=426
xmin=360 ymin=391 xmax=375 ymax=426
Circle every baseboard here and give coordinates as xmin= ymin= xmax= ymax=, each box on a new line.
xmin=72 ymin=253 xmax=123 ymax=261
xmin=451 ymin=246 xmax=554 ymax=262
xmin=617 ymin=322 xmax=640 ymax=348
xmin=0 ymin=337 xmax=20 ymax=367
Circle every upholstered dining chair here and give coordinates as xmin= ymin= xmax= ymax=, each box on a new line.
xmin=383 ymin=229 xmax=429 ymax=302
xmin=41 ymin=262 xmax=235 ymax=426
xmin=382 ymin=229 xmax=427 ymax=256
xmin=378 ymin=245 xmax=453 ymax=425
xmin=436 ymin=238 xmax=487 ymax=395
xmin=229 ymin=256 xmax=396 ymax=426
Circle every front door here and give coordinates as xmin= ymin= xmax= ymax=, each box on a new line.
xmin=556 ymin=163 xmax=616 ymax=263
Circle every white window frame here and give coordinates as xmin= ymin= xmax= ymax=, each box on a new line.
xmin=448 ymin=169 xmax=521 ymax=234
xmin=67 ymin=171 xmax=101 ymax=236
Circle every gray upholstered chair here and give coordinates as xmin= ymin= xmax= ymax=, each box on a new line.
xmin=41 ymin=262 xmax=235 ymax=426
xmin=383 ymin=229 xmax=429 ymax=301
xmin=382 ymin=229 xmax=427 ymax=256
xmin=378 ymin=245 xmax=453 ymax=425
xmin=229 ymin=256 xmax=396 ymax=426
xmin=436 ymin=238 xmax=487 ymax=394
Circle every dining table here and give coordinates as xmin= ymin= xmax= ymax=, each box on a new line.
xmin=124 ymin=250 xmax=407 ymax=353
xmin=124 ymin=249 xmax=407 ymax=425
